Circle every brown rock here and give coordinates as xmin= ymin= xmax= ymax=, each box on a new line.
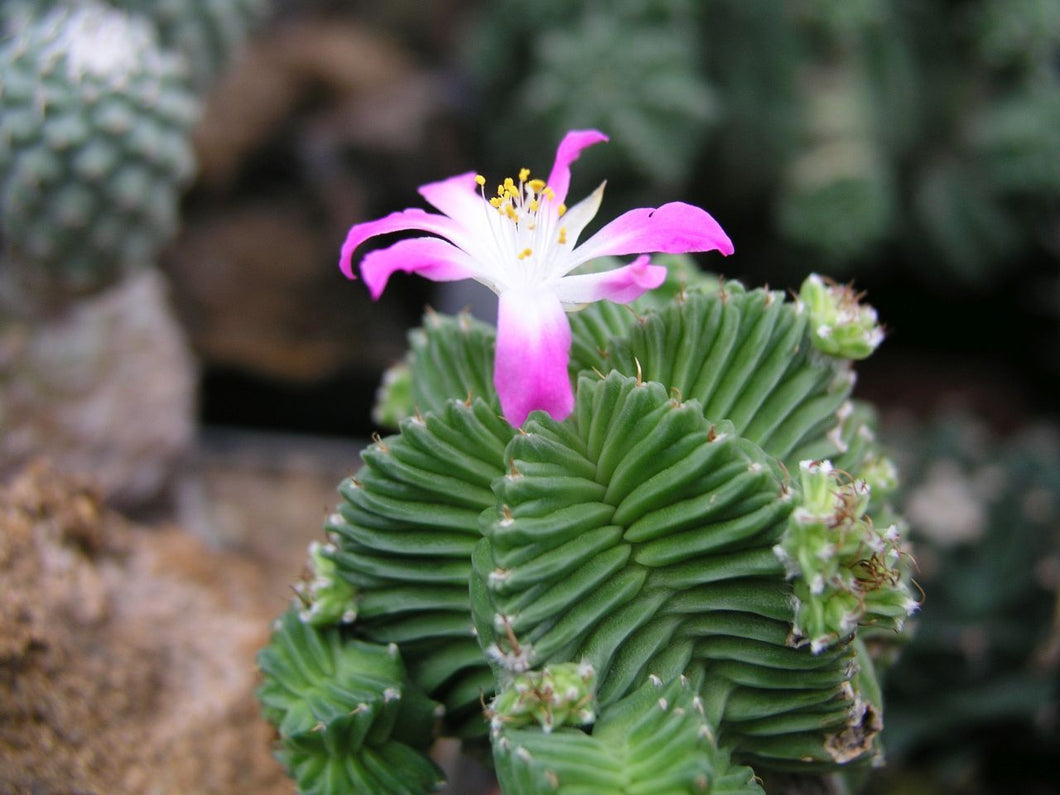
xmin=0 ymin=270 xmax=197 ymax=510
xmin=0 ymin=462 xmax=291 ymax=794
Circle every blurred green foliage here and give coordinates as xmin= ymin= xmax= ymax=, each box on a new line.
xmin=868 ymin=416 xmax=1060 ymax=793
xmin=466 ymin=0 xmax=1060 ymax=285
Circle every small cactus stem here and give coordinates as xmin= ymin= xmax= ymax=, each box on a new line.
xmin=778 ymin=458 xmax=916 ymax=651
xmin=799 ymin=273 xmax=884 ymax=359
xmin=488 ymin=661 xmax=597 ymax=735
xmin=860 ymin=453 xmax=899 ymax=503
xmin=295 ymin=540 xmax=358 ymax=627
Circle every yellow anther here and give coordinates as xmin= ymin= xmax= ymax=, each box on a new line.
xmin=518 ymin=248 xmax=533 ymax=260
xmin=519 ymin=168 xmax=530 ymax=182
xmin=503 ymin=177 xmax=515 ymax=190
xmin=558 ymin=203 xmax=567 ymax=217
xmin=505 ymin=206 xmax=519 ymax=222
xmin=527 ymin=179 xmax=546 ymax=194
xmin=529 ymin=200 xmax=539 ymax=212
xmin=543 ymin=187 xmax=555 ymax=200
xmin=558 ymin=227 xmax=568 ymax=245
xmin=489 ymin=196 xmax=502 ymax=208
xmin=474 ymin=174 xmax=486 ymax=186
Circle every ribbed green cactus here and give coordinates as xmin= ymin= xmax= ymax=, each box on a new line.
xmin=259 ymin=262 xmax=917 ymax=793
xmin=258 ymin=610 xmax=445 ymax=794
xmin=0 ymin=1 xmax=199 ymax=297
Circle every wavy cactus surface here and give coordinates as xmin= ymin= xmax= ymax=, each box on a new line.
xmin=259 ymin=262 xmax=917 ymax=793
xmin=0 ymin=1 xmax=199 ymax=297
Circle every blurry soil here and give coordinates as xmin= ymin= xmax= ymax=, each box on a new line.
xmin=0 ymin=430 xmax=361 ymax=795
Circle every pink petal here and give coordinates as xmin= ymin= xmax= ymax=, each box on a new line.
xmin=339 ymin=208 xmax=466 ymax=279
xmin=546 ymin=130 xmax=609 ymax=208
xmin=495 ymin=289 xmax=574 ymax=426
xmin=417 ymin=171 xmax=484 ymax=230
xmin=360 ymin=237 xmax=480 ymax=300
xmin=554 ymin=256 xmax=667 ymax=306
xmin=570 ymin=202 xmax=734 ymax=266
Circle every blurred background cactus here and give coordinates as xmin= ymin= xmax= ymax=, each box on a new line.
xmin=0 ymin=0 xmax=271 ymax=507
xmin=0 ymin=1 xmax=198 ymax=300
xmin=465 ymin=0 xmax=1060 ymax=288
xmin=865 ymin=416 xmax=1060 ymax=794
xmin=257 ymin=268 xmax=920 ymax=793
xmin=0 ymin=0 xmax=269 ymax=302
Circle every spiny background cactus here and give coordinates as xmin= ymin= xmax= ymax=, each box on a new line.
xmin=0 ymin=1 xmax=199 ymax=298
xmin=258 ymin=261 xmax=918 ymax=793
xmin=117 ymin=0 xmax=271 ymax=90
xmin=0 ymin=0 xmax=271 ymax=302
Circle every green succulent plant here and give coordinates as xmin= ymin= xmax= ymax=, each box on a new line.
xmin=258 ymin=262 xmax=917 ymax=793
xmin=0 ymin=1 xmax=199 ymax=298
xmin=117 ymin=0 xmax=271 ymax=90
xmin=0 ymin=0 xmax=270 ymax=303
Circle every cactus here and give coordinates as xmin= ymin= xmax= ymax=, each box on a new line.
xmin=0 ymin=1 xmax=199 ymax=299
xmin=258 ymin=259 xmax=917 ymax=792
xmin=0 ymin=0 xmax=271 ymax=303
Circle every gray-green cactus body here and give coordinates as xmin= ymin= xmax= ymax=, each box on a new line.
xmin=1 ymin=0 xmax=270 ymax=90
xmin=262 ymin=268 xmax=914 ymax=791
xmin=0 ymin=1 xmax=198 ymax=296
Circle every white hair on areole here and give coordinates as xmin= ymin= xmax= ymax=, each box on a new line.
xmin=39 ymin=2 xmax=165 ymax=85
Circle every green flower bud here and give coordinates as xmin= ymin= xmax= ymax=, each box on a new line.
xmin=799 ymin=273 xmax=884 ymax=359
xmin=293 ymin=539 xmax=357 ymax=627
xmin=489 ymin=662 xmax=597 ymax=734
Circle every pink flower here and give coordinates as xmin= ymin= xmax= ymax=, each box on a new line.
xmin=340 ymin=130 xmax=733 ymax=426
